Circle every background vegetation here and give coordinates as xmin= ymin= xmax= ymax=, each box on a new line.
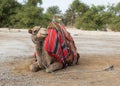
xmin=0 ymin=0 xmax=120 ymax=31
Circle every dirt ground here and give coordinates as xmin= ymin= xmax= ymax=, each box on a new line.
xmin=0 ymin=28 xmax=120 ymax=86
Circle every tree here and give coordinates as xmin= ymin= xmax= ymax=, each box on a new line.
xmin=75 ymin=5 xmax=106 ymax=30
xmin=46 ymin=6 xmax=61 ymax=15
xmin=64 ymin=0 xmax=89 ymax=26
xmin=70 ymin=0 xmax=89 ymax=16
xmin=0 ymin=0 xmax=21 ymax=27
xmin=114 ymin=2 xmax=120 ymax=16
xmin=14 ymin=0 xmax=44 ymax=28
xmin=108 ymin=3 xmax=120 ymax=31
xmin=64 ymin=8 xmax=75 ymax=26
xmin=63 ymin=0 xmax=120 ymax=31
xmin=27 ymin=0 xmax=42 ymax=6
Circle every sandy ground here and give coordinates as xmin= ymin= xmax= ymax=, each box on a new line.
xmin=0 ymin=28 xmax=120 ymax=86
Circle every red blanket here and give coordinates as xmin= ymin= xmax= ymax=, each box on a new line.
xmin=44 ymin=27 xmax=69 ymax=63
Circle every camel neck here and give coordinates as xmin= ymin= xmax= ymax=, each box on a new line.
xmin=36 ymin=41 xmax=44 ymax=53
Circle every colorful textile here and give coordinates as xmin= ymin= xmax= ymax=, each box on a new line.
xmin=59 ymin=24 xmax=78 ymax=64
xmin=44 ymin=22 xmax=78 ymax=64
xmin=44 ymin=24 xmax=69 ymax=63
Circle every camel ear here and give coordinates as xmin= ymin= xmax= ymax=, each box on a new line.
xmin=39 ymin=26 xmax=41 ymax=28
xmin=38 ymin=26 xmax=41 ymax=30
xmin=28 ymin=29 xmax=32 ymax=34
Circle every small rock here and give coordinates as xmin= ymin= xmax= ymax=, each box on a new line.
xmin=1 ymin=72 xmax=5 ymax=76
xmin=104 ymin=65 xmax=114 ymax=71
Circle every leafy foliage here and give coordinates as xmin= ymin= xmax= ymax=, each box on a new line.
xmin=0 ymin=0 xmax=120 ymax=31
xmin=66 ymin=0 xmax=120 ymax=31
xmin=0 ymin=0 xmax=21 ymax=27
xmin=46 ymin=6 xmax=61 ymax=15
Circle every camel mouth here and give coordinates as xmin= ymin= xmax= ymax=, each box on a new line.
xmin=41 ymin=33 xmax=48 ymax=37
xmin=36 ymin=27 xmax=48 ymax=38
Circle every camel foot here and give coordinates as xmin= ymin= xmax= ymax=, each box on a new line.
xmin=29 ymin=62 xmax=40 ymax=72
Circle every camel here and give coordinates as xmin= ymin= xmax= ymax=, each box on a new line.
xmin=28 ymin=25 xmax=79 ymax=73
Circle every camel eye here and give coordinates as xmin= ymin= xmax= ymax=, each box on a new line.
xmin=34 ymin=30 xmax=37 ymax=33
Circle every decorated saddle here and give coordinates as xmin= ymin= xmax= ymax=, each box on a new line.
xmin=43 ymin=22 xmax=79 ymax=66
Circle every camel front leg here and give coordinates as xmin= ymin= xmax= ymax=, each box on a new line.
xmin=29 ymin=61 xmax=44 ymax=72
xmin=46 ymin=62 xmax=63 ymax=73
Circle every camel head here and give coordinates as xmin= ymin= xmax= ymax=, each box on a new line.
xmin=28 ymin=26 xmax=48 ymax=44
